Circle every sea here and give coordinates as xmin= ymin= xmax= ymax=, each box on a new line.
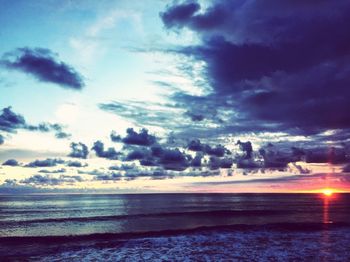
xmin=0 ymin=193 xmax=349 ymax=261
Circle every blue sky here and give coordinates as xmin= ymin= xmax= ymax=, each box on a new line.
xmin=1 ymin=0 xmax=350 ymax=193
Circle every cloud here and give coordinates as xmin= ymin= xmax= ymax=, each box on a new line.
xmin=122 ymin=128 xmax=156 ymax=146
xmin=78 ymin=169 xmax=123 ymax=181
xmin=0 ymin=107 xmax=25 ymax=133
xmin=290 ymin=163 xmax=310 ymax=175
xmin=140 ymin=157 xmax=158 ymax=167
xmin=237 ymin=141 xmax=253 ymax=159
xmin=94 ymin=172 xmax=122 ymax=181
xmin=25 ymin=158 xmax=64 ymax=168
xmin=187 ymin=139 xmax=228 ymax=157
xmin=2 ymin=159 xmax=20 ymax=166
xmin=66 ymin=160 xmax=88 ymax=168
xmin=235 ymin=142 xmax=296 ymax=170
xmin=91 ymin=140 xmax=119 ymax=160
xmin=118 ymin=167 xmax=175 ymax=180
xmin=161 ymin=1 xmax=200 ymax=29
xmin=1 ymin=47 xmax=84 ymax=90
xmin=161 ymin=0 xmax=350 ymax=136
xmin=343 ymin=164 xmax=350 ymax=173
xmin=125 ymin=148 xmax=150 ymax=161
xmin=190 ymin=152 xmax=202 ymax=167
xmin=38 ymin=168 xmax=66 ymax=174
xmin=21 ymin=174 xmax=83 ymax=186
xmin=99 ymin=100 xmax=187 ymax=131
xmin=26 ymin=122 xmax=71 ymax=139
xmin=0 ymin=107 xmax=71 ymax=140
xmin=158 ymin=148 xmax=190 ymax=171
xmin=259 ymin=145 xmax=291 ymax=169
xmin=151 ymin=144 xmax=164 ymax=157
xmin=209 ymin=156 xmax=233 ymax=170
xmin=122 ymin=144 xmax=192 ymax=171
xmin=193 ymin=173 xmax=350 ymax=188
xmin=187 ymin=139 xmax=204 ymax=151
xmin=236 ymin=159 xmax=261 ymax=169
xmin=108 ymin=163 xmax=136 ymax=171
xmin=205 ymin=144 xmax=227 ymax=157
xmin=305 ymin=147 xmax=347 ymax=164
xmin=0 ymin=134 xmax=4 ymax=144
xmin=68 ymin=142 xmax=89 ymax=159
xmin=184 ymin=111 xmax=204 ymax=121
xmin=110 ymin=131 xmax=121 ymax=142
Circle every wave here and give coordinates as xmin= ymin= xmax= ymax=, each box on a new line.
xmin=0 ymin=209 xmax=290 ymax=225
xmin=1 ymin=222 xmax=349 ymax=245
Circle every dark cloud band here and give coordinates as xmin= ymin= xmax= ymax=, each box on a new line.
xmin=1 ymin=47 xmax=84 ymax=90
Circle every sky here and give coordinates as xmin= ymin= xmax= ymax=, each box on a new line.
xmin=1 ymin=0 xmax=350 ymax=194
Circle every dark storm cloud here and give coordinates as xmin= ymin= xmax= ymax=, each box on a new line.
xmin=91 ymin=140 xmax=119 ymax=160
xmin=190 ymin=152 xmax=202 ymax=167
xmin=305 ymin=147 xmax=347 ymax=164
xmin=161 ymin=1 xmax=200 ymax=29
xmin=205 ymin=144 xmax=227 ymax=157
xmin=233 ymin=142 xmax=350 ymax=172
xmin=126 ymin=144 xmax=192 ymax=171
xmin=0 ymin=107 xmax=25 ymax=133
xmin=0 ymin=107 xmax=71 ymax=140
xmin=0 ymin=134 xmax=4 ymax=144
xmin=122 ymin=143 xmax=192 ymax=171
xmin=259 ymin=144 xmax=292 ymax=169
xmin=158 ymin=148 xmax=190 ymax=171
xmin=140 ymin=157 xmax=158 ymax=167
xmin=209 ymin=156 xmax=233 ymax=170
xmin=187 ymin=139 xmax=229 ymax=157
xmin=161 ymin=0 xmax=350 ymax=136
xmin=1 ymin=47 xmax=84 ymax=89
xmin=68 ymin=142 xmax=89 ymax=159
xmin=236 ymin=159 xmax=261 ymax=169
xmin=25 ymin=158 xmax=64 ymax=168
xmin=125 ymin=148 xmax=150 ymax=161
xmin=122 ymin=128 xmax=156 ymax=146
xmin=235 ymin=142 xmax=302 ymax=170
xmin=188 ymin=139 xmax=204 ymax=151
xmin=151 ymin=144 xmax=164 ymax=157
xmin=2 ymin=159 xmax=20 ymax=166
xmin=237 ymin=141 xmax=253 ymax=159
xmin=343 ymin=164 xmax=350 ymax=173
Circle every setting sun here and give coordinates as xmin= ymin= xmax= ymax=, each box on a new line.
xmin=322 ymin=188 xmax=334 ymax=196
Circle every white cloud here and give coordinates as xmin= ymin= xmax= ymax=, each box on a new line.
xmin=70 ymin=9 xmax=143 ymax=64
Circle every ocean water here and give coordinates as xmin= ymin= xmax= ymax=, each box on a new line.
xmin=1 ymin=193 xmax=349 ymax=261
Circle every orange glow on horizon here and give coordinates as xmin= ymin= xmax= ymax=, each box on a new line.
xmin=322 ymin=188 xmax=334 ymax=196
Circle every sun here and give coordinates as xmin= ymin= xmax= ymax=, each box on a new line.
xmin=322 ymin=188 xmax=334 ymax=196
